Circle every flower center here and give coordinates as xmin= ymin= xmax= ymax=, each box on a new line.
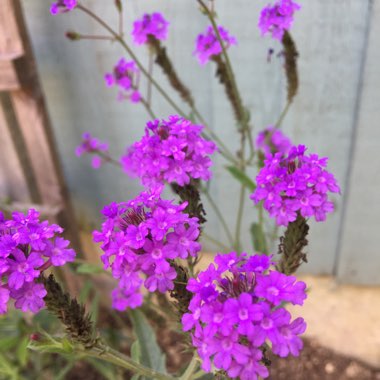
xmin=238 ymin=308 xmax=249 ymax=321
xmin=267 ymin=286 xmax=279 ymax=296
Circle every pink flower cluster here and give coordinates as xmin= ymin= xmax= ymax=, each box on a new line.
xmin=0 ymin=209 xmax=75 ymax=314
xmin=104 ymin=58 xmax=141 ymax=103
xmin=194 ymin=25 xmax=237 ymax=65
xmin=93 ymin=187 xmax=201 ymax=310
xmin=50 ymin=0 xmax=77 ymax=15
xmin=183 ymin=252 xmax=307 ymax=380
xmin=121 ymin=115 xmax=217 ymax=187
xmin=256 ymin=126 xmax=292 ymax=156
xmin=75 ymin=132 xmax=109 ymax=169
xmin=259 ymin=0 xmax=301 ymax=40
xmin=132 ymin=13 xmax=169 ymax=45
xmin=251 ymin=145 xmax=340 ymax=226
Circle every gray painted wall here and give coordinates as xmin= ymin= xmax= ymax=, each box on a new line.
xmin=21 ymin=0 xmax=380 ymax=284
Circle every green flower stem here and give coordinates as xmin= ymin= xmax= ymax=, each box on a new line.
xmin=179 ymin=355 xmax=199 ymax=380
xmin=80 ymin=343 xmax=176 ymax=380
xmin=274 ymin=99 xmax=292 ymax=129
xmin=77 ymin=4 xmax=187 ymax=118
xmin=201 ymin=187 xmax=234 ymax=247
xmin=76 ymin=4 xmax=237 ymax=166
xmin=202 ymin=232 xmax=231 ymax=252
xmin=233 ymin=185 xmax=246 ymax=251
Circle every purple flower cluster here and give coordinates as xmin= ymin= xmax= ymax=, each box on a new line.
xmin=0 ymin=209 xmax=75 ymax=314
xmin=104 ymin=58 xmax=141 ymax=103
xmin=183 ymin=252 xmax=307 ymax=380
xmin=75 ymin=132 xmax=109 ymax=169
xmin=259 ymin=0 xmax=301 ymax=40
xmin=50 ymin=0 xmax=77 ymax=15
xmin=93 ymin=187 xmax=201 ymax=310
xmin=121 ymin=115 xmax=217 ymax=187
xmin=251 ymin=145 xmax=340 ymax=226
xmin=132 ymin=13 xmax=169 ymax=45
xmin=256 ymin=126 xmax=292 ymax=156
xmin=194 ymin=25 xmax=237 ymax=65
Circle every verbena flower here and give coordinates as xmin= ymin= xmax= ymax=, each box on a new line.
xmin=132 ymin=13 xmax=169 ymax=45
xmin=121 ymin=115 xmax=217 ymax=187
xmin=50 ymin=0 xmax=77 ymax=15
xmin=194 ymin=25 xmax=237 ymax=65
xmin=183 ymin=252 xmax=306 ymax=379
xmin=93 ymin=187 xmax=201 ymax=311
xmin=256 ymin=126 xmax=292 ymax=156
xmin=259 ymin=0 xmax=301 ymax=40
xmin=104 ymin=58 xmax=141 ymax=103
xmin=0 ymin=210 xmax=76 ymax=314
xmin=75 ymin=132 xmax=109 ymax=169
xmin=251 ymin=145 xmax=340 ymax=226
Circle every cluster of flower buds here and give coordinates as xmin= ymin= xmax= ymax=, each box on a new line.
xmin=194 ymin=25 xmax=237 ymax=65
xmin=0 ymin=209 xmax=75 ymax=314
xmin=256 ymin=126 xmax=292 ymax=156
xmin=50 ymin=0 xmax=77 ymax=15
xmin=183 ymin=252 xmax=307 ymax=380
xmin=75 ymin=132 xmax=109 ymax=169
xmin=252 ymin=145 xmax=340 ymax=226
xmin=259 ymin=0 xmax=301 ymax=40
xmin=104 ymin=58 xmax=141 ymax=103
xmin=121 ymin=115 xmax=217 ymax=187
xmin=93 ymin=187 xmax=201 ymax=310
xmin=132 ymin=12 xmax=169 ymax=45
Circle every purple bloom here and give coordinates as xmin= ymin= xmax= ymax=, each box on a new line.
xmin=50 ymin=0 xmax=77 ymax=15
xmin=75 ymin=132 xmax=109 ymax=169
xmin=256 ymin=126 xmax=292 ymax=156
xmin=255 ymin=270 xmax=307 ymax=306
xmin=121 ymin=115 xmax=217 ymax=187
xmin=132 ymin=13 xmax=169 ymax=45
xmin=194 ymin=25 xmax=237 ymax=65
xmin=105 ymin=58 xmax=141 ymax=103
xmin=251 ymin=145 xmax=340 ymax=226
xmin=0 ymin=209 xmax=76 ymax=314
xmin=45 ymin=237 xmax=75 ymax=266
xmin=0 ymin=287 xmax=9 ymax=314
xmin=183 ymin=252 xmax=307 ymax=379
xmin=259 ymin=0 xmax=301 ymax=40
xmin=11 ymin=282 xmax=47 ymax=313
xmin=94 ymin=187 xmax=201 ymax=310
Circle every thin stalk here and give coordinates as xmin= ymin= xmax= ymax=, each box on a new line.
xmin=274 ymin=100 xmax=291 ymax=129
xmin=179 ymin=355 xmax=199 ymax=380
xmin=147 ymin=51 xmax=154 ymax=107
xmin=77 ymin=4 xmax=188 ymax=118
xmin=234 ymin=185 xmax=246 ymax=251
xmin=82 ymin=343 xmax=176 ymax=380
xmin=139 ymin=96 xmax=157 ymax=119
xmin=97 ymin=151 xmax=122 ymax=167
xmin=201 ymin=187 xmax=234 ymax=247
xmin=202 ymin=232 xmax=230 ymax=252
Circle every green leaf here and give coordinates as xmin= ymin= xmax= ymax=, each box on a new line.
xmin=76 ymin=263 xmax=104 ymax=275
xmin=85 ymin=358 xmax=117 ymax=380
xmin=16 ymin=337 xmax=29 ymax=367
xmin=79 ymin=279 xmax=93 ymax=304
xmin=250 ymin=222 xmax=268 ymax=254
xmin=225 ymin=166 xmax=256 ymax=192
xmin=129 ymin=310 xmax=166 ymax=380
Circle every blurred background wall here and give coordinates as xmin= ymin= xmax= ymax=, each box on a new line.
xmin=1 ymin=0 xmax=379 ymax=284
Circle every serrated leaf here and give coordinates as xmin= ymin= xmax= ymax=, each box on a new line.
xmin=226 ymin=166 xmax=256 ymax=192
xmin=76 ymin=263 xmax=104 ymax=275
xmin=129 ymin=310 xmax=166 ymax=380
xmin=250 ymin=222 xmax=268 ymax=254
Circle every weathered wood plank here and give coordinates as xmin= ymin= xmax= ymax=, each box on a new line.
xmin=337 ymin=0 xmax=380 ymax=284
xmin=0 ymin=102 xmax=30 ymax=202
xmin=0 ymin=61 xmax=20 ymax=91
xmin=0 ymin=0 xmax=24 ymax=60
